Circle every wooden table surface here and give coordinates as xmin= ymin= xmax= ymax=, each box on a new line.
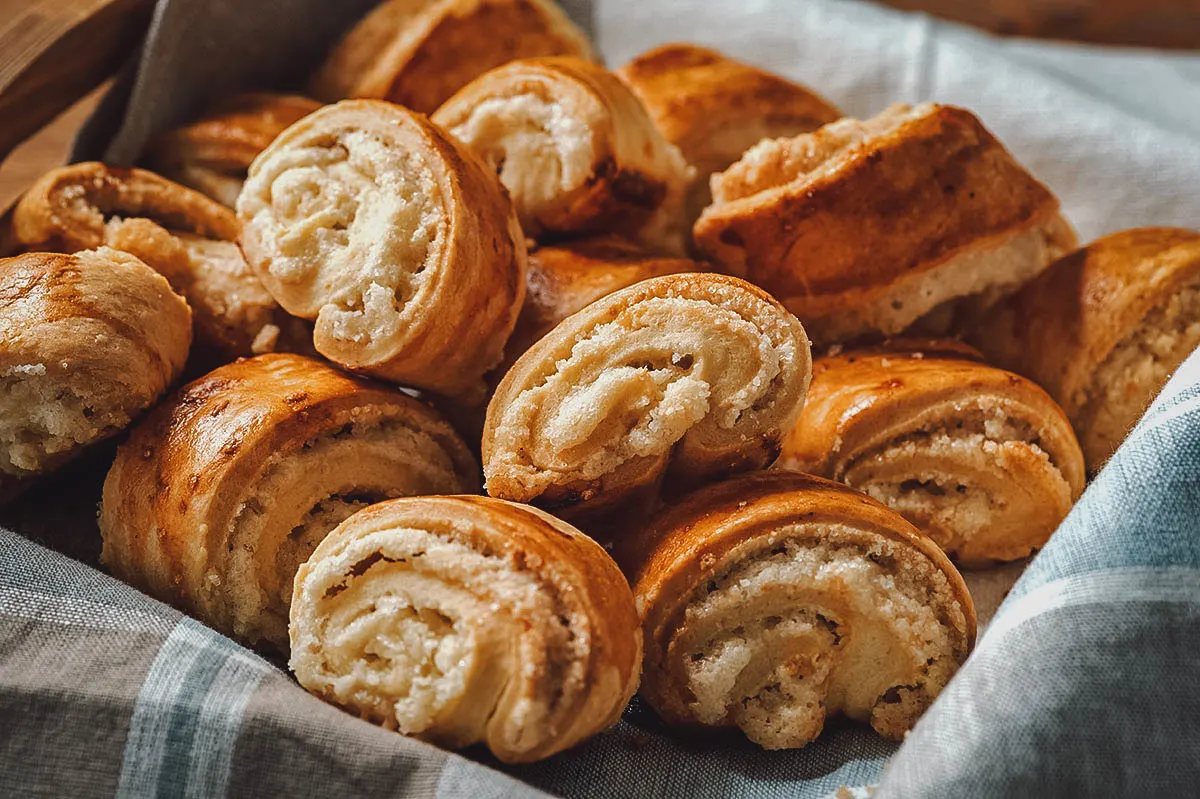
xmin=1 ymin=0 xmax=1198 ymax=209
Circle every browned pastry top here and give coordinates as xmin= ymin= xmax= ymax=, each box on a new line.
xmin=125 ymin=354 xmax=448 ymax=504
xmin=695 ymin=104 xmax=1062 ymax=301
xmin=309 ymin=0 xmax=596 ymax=114
xmin=977 ymin=227 xmax=1200 ymax=413
xmin=617 ymin=42 xmax=842 ymax=171
xmin=783 ymin=345 xmax=1085 ymax=493
xmin=0 ymin=249 xmax=192 ymax=387
xmin=146 ymin=93 xmax=323 ymax=174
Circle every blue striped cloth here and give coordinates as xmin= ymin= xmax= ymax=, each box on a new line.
xmin=874 ymin=352 xmax=1200 ymax=797
xmin=8 ymin=348 xmax=1199 ymax=797
xmin=4 ymin=349 xmax=1197 ymax=798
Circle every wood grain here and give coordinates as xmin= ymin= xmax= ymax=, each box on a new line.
xmin=877 ymin=0 xmax=1200 ymax=49
xmin=0 ymin=0 xmax=152 ymax=159
xmin=0 ymin=86 xmax=103 ymax=213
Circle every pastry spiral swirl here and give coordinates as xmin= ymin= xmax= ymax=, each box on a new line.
xmin=505 ymin=236 xmax=701 ymax=368
xmin=483 ymin=273 xmax=811 ymax=522
xmin=309 ymin=0 xmax=597 ymax=114
xmin=624 ymin=471 xmax=975 ymax=749
xmin=100 ymin=353 xmax=478 ymax=650
xmin=146 ymin=93 xmax=323 ymax=207
xmin=779 ymin=342 xmax=1085 ymax=566
xmin=433 ymin=57 xmax=692 ymax=250
xmin=289 ymin=494 xmax=641 ymax=763
xmin=974 ymin=227 xmax=1200 ymax=471
xmin=12 ymin=162 xmax=300 ymax=362
xmin=1 ymin=249 xmax=191 ymax=499
xmin=693 ymin=103 xmax=1076 ymax=345
xmin=237 ymin=99 xmax=527 ymax=399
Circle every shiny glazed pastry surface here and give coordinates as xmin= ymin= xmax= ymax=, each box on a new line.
xmin=146 ymin=93 xmax=323 ymax=207
xmin=0 ymin=249 xmax=191 ymax=499
xmin=289 ymin=494 xmax=641 ymax=763
xmin=693 ymin=103 xmax=1076 ymax=344
xmin=974 ymin=227 xmax=1200 ymax=471
xmin=617 ymin=43 xmax=842 ymax=225
xmin=309 ymin=0 xmax=597 ymax=114
xmin=624 ymin=471 xmax=975 ymax=749
xmin=12 ymin=162 xmax=298 ymax=361
xmin=99 ymin=353 xmax=478 ymax=650
xmin=780 ymin=342 xmax=1086 ymax=566
xmin=237 ymin=99 xmax=527 ymax=399
xmin=432 ymin=57 xmax=692 ymax=250
xmin=483 ymin=272 xmax=811 ymax=524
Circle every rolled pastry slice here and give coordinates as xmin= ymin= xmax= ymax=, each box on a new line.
xmin=12 ymin=162 xmax=298 ymax=361
xmin=145 ymin=93 xmax=323 ymax=207
xmin=779 ymin=342 xmax=1085 ymax=567
xmin=505 ymin=235 xmax=701 ymax=368
xmin=0 ymin=249 xmax=191 ymax=500
xmin=237 ymin=100 xmax=527 ymax=399
xmin=432 ymin=57 xmax=692 ymax=250
xmin=309 ymin=0 xmax=596 ymax=114
xmin=974 ymin=227 xmax=1200 ymax=471
xmin=483 ymin=273 xmax=811 ymax=523
xmin=290 ymin=495 xmax=641 ymax=763
xmin=617 ymin=43 xmax=842 ymax=225
xmin=625 ymin=471 xmax=975 ymax=750
xmin=99 ymin=353 xmax=478 ymax=650
xmin=693 ymin=103 xmax=1077 ymax=345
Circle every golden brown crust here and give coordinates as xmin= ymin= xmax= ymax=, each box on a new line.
xmin=237 ymin=99 xmax=527 ymax=400
xmin=432 ymin=57 xmax=692 ymax=249
xmin=624 ymin=471 xmax=975 ymax=747
xmin=617 ymin=43 xmax=841 ymax=224
xmin=779 ymin=343 xmax=1085 ymax=565
xmin=145 ymin=93 xmax=323 ymax=207
xmin=483 ymin=272 xmax=811 ymax=527
xmin=99 ymin=353 xmax=478 ymax=650
xmin=13 ymin=162 xmax=238 ymax=248
xmin=309 ymin=0 xmax=597 ymax=114
xmin=504 ymin=236 xmax=701 ymax=368
xmin=693 ymin=104 xmax=1074 ymax=344
xmin=290 ymin=494 xmax=640 ymax=763
xmin=0 ymin=249 xmax=191 ymax=498
xmin=11 ymin=162 xmax=297 ymax=362
xmin=973 ymin=227 xmax=1200 ymax=468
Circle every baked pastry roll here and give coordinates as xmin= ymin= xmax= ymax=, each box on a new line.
xmin=974 ymin=227 xmax=1200 ymax=471
xmin=483 ymin=273 xmax=811 ymax=523
xmin=309 ymin=0 xmax=596 ymax=114
xmin=432 ymin=57 xmax=692 ymax=250
xmin=0 ymin=249 xmax=191 ymax=500
xmin=99 ymin=353 xmax=478 ymax=650
xmin=145 ymin=93 xmax=323 ymax=207
xmin=290 ymin=495 xmax=640 ymax=763
xmin=237 ymin=99 xmax=527 ymax=400
xmin=617 ymin=43 xmax=842 ymax=226
xmin=693 ymin=103 xmax=1077 ymax=345
xmin=624 ymin=471 xmax=975 ymax=749
xmin=505 ymin=235 xmax=701 ymax=367
xmin=12 ymin=162 xmax=300 ymax=361
xmin=779 ymin=342 xmax=1085 ymax=566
